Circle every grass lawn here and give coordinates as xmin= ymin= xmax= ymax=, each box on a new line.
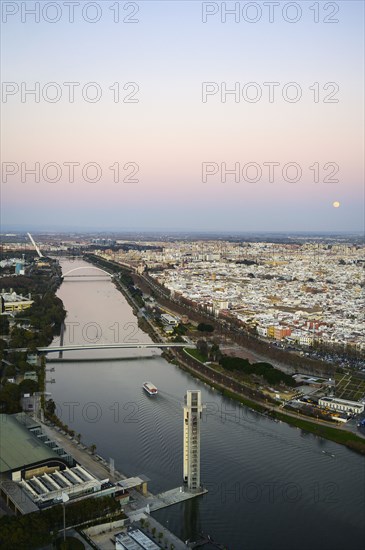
xmin=272 ymin=411 xmax=365 ymax=453
xmin=184 ymin=348 xmax=207 ymax=363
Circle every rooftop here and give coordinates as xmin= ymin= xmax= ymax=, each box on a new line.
xmin=117 ymin=475 xmax=150 ymax=491
xmin=0 ymin=414 xmax=63 ymax=474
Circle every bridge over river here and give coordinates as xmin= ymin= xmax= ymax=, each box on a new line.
xmin=10 ymin=342 xmax=195 ymax=355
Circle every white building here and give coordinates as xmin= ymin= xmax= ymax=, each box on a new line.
xmin=257 ymin=325 xmax=268 ymax=337
xmin=160 ymin=313 xmax=178 ymax=326
xmin=183 ymin=390 xmax=203 ymax=492
xmin=319 ymin=397 xmax=364 ymax=415
xmin=299 ymin=334 xmax=314 ymax=346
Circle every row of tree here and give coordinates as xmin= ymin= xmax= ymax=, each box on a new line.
xmin=8 ymin=293 xmax=66 ymax=350
xmin=219 ymin=356 xmax=296 ymax=387
xmin=0 ymin=378 xmax=39 ymax=414
xmin=197 ymin=322 xmax=214 ymax=332
xmin=196 ymin=339 xmax=222 ymax=362
xmin=0 ymin=262 xmax=66 ymax=412
xmin=196 ymin=339 xmax=295 ymax=387
xmin=0 ymin=496 xmax=121 ymax=550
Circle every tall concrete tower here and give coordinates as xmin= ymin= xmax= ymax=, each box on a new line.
xmin=183 ymin=390 xmax=203 ymax=492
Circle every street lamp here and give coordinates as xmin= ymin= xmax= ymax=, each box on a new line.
xmin=62 ymin=492 xmax=70 ymax=542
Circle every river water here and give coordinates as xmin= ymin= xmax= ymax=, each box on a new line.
xmin=48 ymin=259 xmax=365 ymax=550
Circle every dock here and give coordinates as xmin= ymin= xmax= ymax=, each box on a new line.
xmin=127 ymin=486 xmax=208 ymax=513
xmin=151 ymin=486 xmax=208 ymax=511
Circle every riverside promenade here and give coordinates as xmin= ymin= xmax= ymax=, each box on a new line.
xmin=39 ymin=418 xmax=206 ymax=548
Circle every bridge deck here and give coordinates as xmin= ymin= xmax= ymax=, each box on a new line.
xmin=10 ymin=343 xmax=194 ymax=354
xmin=62 ymin=274 xmax=110 ymax=277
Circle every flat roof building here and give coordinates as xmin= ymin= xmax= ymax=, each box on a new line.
xmin=1 ymin=292 xmax=33 ymax=313
xmin=128 ymin=528 xmax=160 ymax=549
xmin=0 ymin=414 xmax=71 ymax=480
xmin=115 ymin=532 xmax=142 ymax=550
xmin=318 ymin=397 xmax=364 ymax=415
xmin=0 ymin=413 xmax=115 ymax=514
xmin=161 ymin=313 xmax=178 ymax=326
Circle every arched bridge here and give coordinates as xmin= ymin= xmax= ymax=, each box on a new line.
xmin=10 ymin=342 xmax=195 ymax=354
xmin=61 ymin=266 xmax=112 ymax=278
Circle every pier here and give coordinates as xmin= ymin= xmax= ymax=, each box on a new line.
xmin=127 ymin=486 xmax=208 ymax=513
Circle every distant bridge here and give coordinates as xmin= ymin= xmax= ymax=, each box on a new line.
xmin=10 ymin=342 xmax=194 ymax=355
xmin=61 ymin=266 xmax=112 ymax=278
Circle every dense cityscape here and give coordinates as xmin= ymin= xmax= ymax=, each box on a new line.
xmin=96 ymin=240 xmax=364 ymax=358
xmin=0 ymin=232 xmax=364 ymax=549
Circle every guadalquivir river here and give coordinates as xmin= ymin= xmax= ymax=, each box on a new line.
xmin=48 ymin=259 xmax=365 ymax=550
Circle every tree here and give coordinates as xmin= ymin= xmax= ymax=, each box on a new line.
xmin=151 ymin=527 xmax=156 ymax=537
xmin=0 ymin=338 xmax=8 ymax=355
xmin=4 ymin=364 xmax=16 ymax=378
xmin=197 ymin=323 xmax=214 ymax=332
xmin=0 ymin=495 xmax=120 ymax=548
xmin=196 ymin=339 xmax=208 ymax=358
xmin=19 ymin=378 xmax=39 ymax=394
xmin=0 ymin=316 xmax=9 ymax=336
xmin=173 ymin=323 xmax=187 ymax=336
xmin=210 ymin=343 xmax=222 ymax=362
xmin=0 ymin=382 xmax=21 ymax=414
xmin=17 ymin=359 xmax=32 ymax=374
xmin=90 ymin=444 xmax=97 ymax=455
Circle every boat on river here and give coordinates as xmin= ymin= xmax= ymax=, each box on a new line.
xmin=143 ymin=382 xmax=158 ymax=396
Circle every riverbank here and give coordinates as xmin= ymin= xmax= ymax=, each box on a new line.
xmin=176 ymin=349 xmax=365 ymax=454
xmin=84 ymin=255 xmax=365 ymax=456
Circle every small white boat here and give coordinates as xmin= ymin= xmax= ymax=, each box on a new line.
xmin=143 ymin=382 xmax=158 ymax=396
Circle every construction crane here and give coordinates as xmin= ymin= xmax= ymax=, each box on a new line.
xmin=27 ymin=232 xmax=43 ymax=258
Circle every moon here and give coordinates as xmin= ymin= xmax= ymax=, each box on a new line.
xmin=332 ymin=201 xmax=340 ymax=208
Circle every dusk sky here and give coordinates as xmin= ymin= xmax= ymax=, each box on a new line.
xmin=1 ymin=1 xmax=364 ymax=232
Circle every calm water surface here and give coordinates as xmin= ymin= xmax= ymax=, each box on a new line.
xmin=48 ymin=260 xmax=365 ymax=550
